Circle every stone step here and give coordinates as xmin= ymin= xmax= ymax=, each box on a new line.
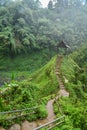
xmin=0 ymin=127 xmax=6 ymax=130
xmin=8 ymin=124 xmax=21 ymax=130
xmin=55 ymin=72 xmax=60 ymax=75
xmin=21 ymin=121 xmax=37 ymax=130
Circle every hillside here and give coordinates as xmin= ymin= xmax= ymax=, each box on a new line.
xmin=0 ymin=0 xmax=87 ymax=57
xmin=0 ymin=56 xmax=59 ymax=127
xmin=0 ymin=0 xmax=87 ymax=129
xmin=72 ymin=44 xmax=87 ymax=68
xmin=1 ymin=44 xmax=87 ymax=129
xmin=0 ymin=49 xmax=52 ymax=86
xmin=1 ymin=0 xmax=87 ymax=86
xmin=53 ymin=45 xmax=87 ymax=130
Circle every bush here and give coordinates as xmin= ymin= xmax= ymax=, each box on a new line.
xmin=37 ymin=105 xmax=48 ymax=119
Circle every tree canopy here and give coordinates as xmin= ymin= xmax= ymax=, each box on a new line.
xmin=0 ymin=0 xmax=87 ymax=56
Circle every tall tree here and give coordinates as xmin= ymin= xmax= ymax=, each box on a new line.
xmin=35 ymin=0 xmax=41 ymax=9
xmin=22 ymin=0 xmax=35 ymax=9
xmin=0 ymin=0 xmax=12 ymax=6
xmin=48 ymin=0 xmax=53 ymax=10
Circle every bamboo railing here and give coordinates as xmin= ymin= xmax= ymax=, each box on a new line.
xmin=34 ymin=115 xmax=65 ymax=130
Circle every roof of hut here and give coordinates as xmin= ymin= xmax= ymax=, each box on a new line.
xmin=58 ymin=40 xmax=70 ymax=49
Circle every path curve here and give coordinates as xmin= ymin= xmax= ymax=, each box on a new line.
xmin=20 ymin=99 xmax=55 ymax=130
xmin=1 ymin=56 xmax=69 ymax=130
xmin=20 ymin=55 xmax=69 ymax=130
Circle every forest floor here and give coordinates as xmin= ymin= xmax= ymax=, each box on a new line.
xmin=0 ymin=56 xmax=69 ymax=130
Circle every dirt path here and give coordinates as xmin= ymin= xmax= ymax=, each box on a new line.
xmin=56 ymin=56 xmax=69 ymax=97
xmin=1 ymin=56 xmax=69 ymax=130
xmin=20 ymin=56 xmax=69 ymax=130
xmin=35 ymin=99 xmax=55 ymax=127
xmin=20 ymin=99 xmax=56 ymax=130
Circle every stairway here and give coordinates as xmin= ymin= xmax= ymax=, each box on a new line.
xmin=55 ymin=55 xmax=69 ymax=97
xmin=0 ymin=55 xmax=69 ymax=130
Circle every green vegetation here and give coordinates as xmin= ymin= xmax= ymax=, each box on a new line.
xmin=1 ymin=43 xmax=87 ymax=129
xmin=0 ymin=0 xmax=87 ymax=57
xmin=0 ymin=0 xmax=87 ymax=129
xmin=0 ymin=49 xmax=53 ymax=85
xmin=30 ymin=56 xmax=58 ymax=96
xmin=0 ymin=56 xmax=58 ymax=127
xmin=53 ymin=44 xmax=87 ymax=130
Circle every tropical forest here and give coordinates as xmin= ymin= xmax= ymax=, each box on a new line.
xmin=0 ymin=0 xmax=87 ymax=130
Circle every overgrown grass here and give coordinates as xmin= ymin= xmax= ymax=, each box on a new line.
xmin=29 ymin=56 xmax=59 ymax=96
xmin=60 ymin=56 xmax=81 ymax=97
xmin=0 ymin=49 xmax=53 ymax=84
xmin=0 ymin=55 xmax=59 ymax=127
xmin=53 ymin=55 xmax=87 ymax=130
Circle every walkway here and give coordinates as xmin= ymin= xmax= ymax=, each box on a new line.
xmin=56 ymin=56 xmax=69 ymax=97
xmin=0 ymin=56 xmax=69 ymax=130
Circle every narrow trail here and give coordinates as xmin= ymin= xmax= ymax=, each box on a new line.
xmin=55 ymin=56 xmax=69 ymax=97
xmin=20 ymin=56 xmax=69 ymax=130
xmin=1 ymin=56 xmax=69 ymax=130
xmin=20 ymin=99 xmax=56 ymax=130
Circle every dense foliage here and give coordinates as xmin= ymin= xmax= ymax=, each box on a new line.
xmin=0 ymin=0 xmax=87 ymax=57
xmin=53 ymin=44 xmax=87 ymax=130
xmin=0 ymin=56 xmax=58 ymax=127
xmin=0 ymin=0 xmax=87 ymax=129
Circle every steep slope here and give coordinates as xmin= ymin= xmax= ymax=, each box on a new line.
xmin=0 ymin=55 xmax=69 ymax=130
xmin=54 ymin=47 xmax=87 ymax=130
xmin=0 ymin=56 xmax=58 ymax=128
xmin=0 ymin=49 xmax=52 ymax=87
xmin=20 ymin=56 xmax=69 ymax=130
xmin=1 ymin=44 xmax=87 ymax=130
xmin=30 ymin=56 xmax=58 ymax=96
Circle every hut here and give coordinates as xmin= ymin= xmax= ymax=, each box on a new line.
xmin=56 ymin=40 xmax=71 ymax=55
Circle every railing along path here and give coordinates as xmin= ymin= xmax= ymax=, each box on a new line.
xmin=0 ymin=106 xmax=39 ymax=121
xmin=34 ymin=115 xmax=65 ymax=130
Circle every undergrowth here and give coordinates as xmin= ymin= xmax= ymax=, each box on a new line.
xmin=0 ymin=55 xmax=58 ymax=128
xmin=53 ymin=55 xmax=87 ymax=130
xmin=0 ymin=49 xmax=52 ymax=83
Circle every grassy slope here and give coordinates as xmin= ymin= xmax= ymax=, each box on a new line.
xmin=0 ymin=55 xmax=58 ymax=108
xmin=0 ymin=49 xmax=54 ymax=84
xmin=53 ymin=52 xmax=87 ymax=129
xmin=0 ymin=55 xmax=59 ymax=127
xmin=71 ymin=44 xmax=87 ymax=68
xmin=1 ymin=44 xmax=87 ymax=129
xmin=60 ymin=56 xmax=80 ymax=97
xmin=29 ymin=56 xmax=59 ymax=96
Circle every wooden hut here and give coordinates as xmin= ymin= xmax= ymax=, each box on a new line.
xmin=56 ymin=40 xmax=71 ymax=54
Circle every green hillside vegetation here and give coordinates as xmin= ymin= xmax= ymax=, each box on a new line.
xmin=29 ymin=56 xmax=58 ymax=96
xmin=1 ymin=0 xmax=87 ymax=129
xmin=0 ymin=49 xmax=54 ymax=85
xmin=1 ymin=44 xmax=87 ymax=129
xmin=72 ymin=44 xmax=87 ymax=68
xmin=0 ymin=0 xmax=87 ymax=57
xmin=1 ymin=45 xmax=87 ymax=129
xmin=53 ymin=45 xmax=87 ymax=130
xmin=0 ymin=56 xmax=58 ymax=127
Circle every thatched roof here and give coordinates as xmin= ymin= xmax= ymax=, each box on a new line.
xmin=58 ymin=40 xmax=70 ymax=49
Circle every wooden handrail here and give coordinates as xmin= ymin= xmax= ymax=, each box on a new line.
xmin=1 ymin=112 xmax=36 ymax=121
xmin=34 ymin=115 xmax=65 ymax=130
xmin=0 ymin=106 xmax=39 ymax=115
xmin=48 ymin=120 xmax=64 ymax=130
